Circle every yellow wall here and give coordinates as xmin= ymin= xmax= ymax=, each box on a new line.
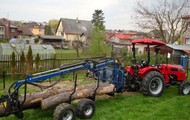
xmin=32 ymin=27 xmax=45 ymax=35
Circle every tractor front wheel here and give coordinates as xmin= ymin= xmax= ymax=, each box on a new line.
xmin=53 ymin=103 xmax=75 ymax=120
xmin=179 ymin=80 xmax=190 ymax=95
xmin=76 ymin=98 xmax=95 ymax=119
xmin=142 ymin=71 xmax=164 ymax=97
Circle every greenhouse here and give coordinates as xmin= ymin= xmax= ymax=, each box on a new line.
xmin=0 ymin=43 xmax=55 ymax=60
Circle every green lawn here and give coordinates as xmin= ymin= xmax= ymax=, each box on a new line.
xmin=0 ymin=86 xmax=190 ymax=120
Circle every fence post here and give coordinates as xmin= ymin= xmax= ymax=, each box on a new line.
xmin=2 ymin=71 xmax=6 ymax=90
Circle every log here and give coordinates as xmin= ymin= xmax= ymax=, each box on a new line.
xmin=0 ymin=82 xmax=115 ymax=117
xmin=21 ymin=84 xmax=95 ymax=108
xmin=41 ymin=83 xmax=115 ymax=110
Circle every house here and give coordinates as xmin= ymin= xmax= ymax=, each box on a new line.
xmin=20 ymin=22 xmax=45 ymax=37
xmin=124 ymin=31 xmax=147 ymax=39
xmin=0 ymin=18 xmax=46 ymax=40
xmin=181 ymin=15 xmax=190 ymax=45
xmin=109 ymin=33 xmax=132 ymax=45
xmin=55 ymin=18 xmax=93 ymax=47
xmin=0 ymin=18 xmax=22 ymax=40
xmin=0 ymin=22 xmax=5 ymax=39
xmin=106 ymin=33 xmax=132 ymax=55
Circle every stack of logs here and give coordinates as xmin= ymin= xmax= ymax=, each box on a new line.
xmin=0 ymin=82 xmax=115 ymax=117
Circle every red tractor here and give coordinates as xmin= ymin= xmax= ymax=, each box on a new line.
xmin=124 ymin=38 xmax=190 ymax=97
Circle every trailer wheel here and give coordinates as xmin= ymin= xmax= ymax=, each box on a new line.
xmin=53 ymin=103 xmax=75 ymax=120
xmin=179 ymin=80 xmax=190 ymax=95
xmin=142 ymin=71 xmax=164 ymax=97
xmin=76 ymin=98 xmax=95 ymax=119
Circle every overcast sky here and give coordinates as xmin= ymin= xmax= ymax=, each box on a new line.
xmin=0 ymin=0 xmax=142 ymax=30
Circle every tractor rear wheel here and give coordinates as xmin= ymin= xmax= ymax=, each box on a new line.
xmin=76 ymin=98 xmax=95 ymax=119
xmin=179 ymin=80 xmax=190 ymax=95
xmin=142 ymin=71 xmax=164 ymax=97
xmin=53 ymin=103 xmax=75 ymax=120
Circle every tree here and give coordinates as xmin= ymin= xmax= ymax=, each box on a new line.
xmin=35 ymin=53 xmax=40 ymax=72
xmin=26 ymin=46 xmax=33 ymax=74
xmin=45 ymin=25 xmax=53 ymax=35
xmin=88 ymin=10 xmax=110 ymax=57
xmin=134 ymin=0 xmax=190 ymax=43
xmin=48 ymin=19 xmax=59 ymax=34
xmin=11 ymin=52 xmax=16 ymax=78
xmin=20 ymin=51 xmax=26 ymax=77
xmin=92 ymin=10 xmax=105 ymax=30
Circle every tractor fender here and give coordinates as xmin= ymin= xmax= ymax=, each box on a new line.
xmin=139 ymin=67 xmax=162 ymax=78
xmin=139 ymin=67 xmax=169 ymax=83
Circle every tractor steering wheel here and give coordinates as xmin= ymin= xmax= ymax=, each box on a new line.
xmin=140 ymin=60 xmax=148 ymax=68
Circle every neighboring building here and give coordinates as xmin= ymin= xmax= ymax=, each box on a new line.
xmin=181 ymin=15 xmax=190 ymax=45
xmin=124 ymin=31 xmax=147 ymax=39
xmin=109 ymin=33 xmax=132 ymax=45
xmin=0 ymin=23 xmax=5 ymax=39
xmin=56 ymin=18 xmax=92 ymax=47
xmin=21 ymin=22 xmax=45 ymax=36
xmin=38 ymin=35 xmax=65 ymax=49
xmin=156 ymin=44 xmax=190 ymax=67
xmin=0 ymin=18 xmax=22 ymax=40
xmin=0 ymin=18 xmax=45 ymax=40
xmin=106 ymin=33 xmax=132 ymax=55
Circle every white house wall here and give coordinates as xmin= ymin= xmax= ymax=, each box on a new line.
xmin=56 ymin=21 xmax=63 ymax=36
xmin=135 ymin=45 xmax=146 ymax=53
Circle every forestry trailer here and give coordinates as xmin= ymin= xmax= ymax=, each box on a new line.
xmin=0 ymin=38 xmax=190 ymax=120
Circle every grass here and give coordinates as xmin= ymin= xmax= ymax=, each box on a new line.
xmin=0 ymin=86 xmax=190 ymax=120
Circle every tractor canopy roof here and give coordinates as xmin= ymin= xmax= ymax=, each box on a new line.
xmin=132 ymin=38 xmax=166 ymax=46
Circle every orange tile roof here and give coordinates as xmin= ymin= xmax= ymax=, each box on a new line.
xmin=114 ymin=33 xmax=132 ymax=40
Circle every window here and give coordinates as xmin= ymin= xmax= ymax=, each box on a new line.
xmin=0 ymin=26 xmax=4 ymax=32
xmin=0 ymin=35 xmax=4 ymax=39
xmin=188 ymin=22 xmax=190 ymax=28
xmin=186 ymin=38 xmax=190 ymax=44
xmin=11 ymin=28 xmax=16 ymax=33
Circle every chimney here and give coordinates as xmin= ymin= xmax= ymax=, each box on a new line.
xmin=76 ymin=17 xmax=79 ymax=23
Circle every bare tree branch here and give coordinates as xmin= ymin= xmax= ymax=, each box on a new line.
xmin=134 ymin=0 xmax=190 ymax=43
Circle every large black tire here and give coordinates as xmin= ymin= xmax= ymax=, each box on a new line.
xmin=76 ymin=98 xmax=95 ymax=119
xmin=53 ymin=103 xmax=75 ymax=120
xmin=179 ymin=80 xmax=190 ymax=95
xmin=142 ymin=71 xmax=164 ymax=97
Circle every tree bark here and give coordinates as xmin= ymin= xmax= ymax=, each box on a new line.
xmin=0 ymin=82 xmax=114 ymax=117
xmin=41 ymin=83 xmax=114 ymax=110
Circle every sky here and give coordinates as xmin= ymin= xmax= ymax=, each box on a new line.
xmin=0 ymin=0 xmax=142 ymax=30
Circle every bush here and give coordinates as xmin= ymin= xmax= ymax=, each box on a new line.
xmin=0 ymin=39 xmax=8 ymax=43
xmin=87 ymin=29 xmax=111 ymax=57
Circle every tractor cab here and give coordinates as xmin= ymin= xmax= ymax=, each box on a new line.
xmin=131 ymin=38 xmax=165 ymax=66
xmin=124 ymin=38 xmax=190 ymax=97
xmin=126 ymin=38 xmax=166 ymax=77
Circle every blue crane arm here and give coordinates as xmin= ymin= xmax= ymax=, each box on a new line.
xmin=14 ymin=59 xmax=118 ymax=90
